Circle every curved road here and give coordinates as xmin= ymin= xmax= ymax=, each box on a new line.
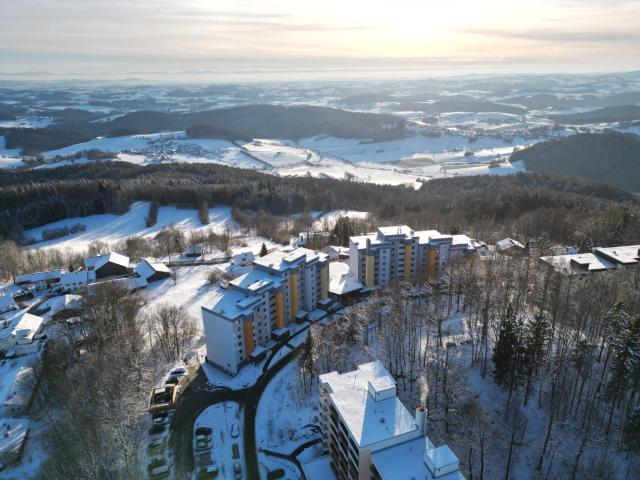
xmin=171 ymin=344 xmax=302 ymax=480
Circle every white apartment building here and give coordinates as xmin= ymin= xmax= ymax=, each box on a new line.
xmin=202 ymin=247 xmax=329 ymax=375
xmin=349 ymin=226 xmax=482 ymax=289
xmin=309 ymin=361 xmax=464 ymax=480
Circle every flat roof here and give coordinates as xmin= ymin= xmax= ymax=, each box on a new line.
xmin=540 ymin=253 xmax=615 ymax=274
xmin=252 ymin=247 xmax=327 ymax=272
xmin=371 ymin=436 xmax=464 ymax=480
xmin=301 ymin=455 xmax=337 ymax=480
xmin=594 ymin=245 xmax=639 ymax=265
xmin=319 ymin=361 xmax=418 ymax=447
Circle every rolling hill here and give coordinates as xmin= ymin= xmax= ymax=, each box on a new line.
xmin=511 ymin=131 xmax=640 ymax=191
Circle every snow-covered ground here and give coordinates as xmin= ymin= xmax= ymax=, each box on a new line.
xmin=24 ymin=201 xmax=239 ymax=250
xmin=256 ymin=358 xmax=320 ymax=455
xmin=256 ymin=355 xmax=322 ymax=480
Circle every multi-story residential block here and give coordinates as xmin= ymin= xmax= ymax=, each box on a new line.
xmin=306 ymin=361 xmax=464 ymax=480
xmin=348 ymin=226 xmax=482 ymax=289
xmin=202 ymin=247 xmax=329 ymax=375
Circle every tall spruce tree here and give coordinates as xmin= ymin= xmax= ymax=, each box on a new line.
xmin=493 ymin=304 xmax=523 ymax=389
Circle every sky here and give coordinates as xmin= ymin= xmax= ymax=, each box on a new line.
xmin=1 ymin=0 xmax=639 ymax=80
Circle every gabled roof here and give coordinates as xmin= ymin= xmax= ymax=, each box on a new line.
xmin=0 ymin=294 xmax=17 ymax=310
xmin=134 ymin=258 xmax=170 ymax=280
xmin=84 ymin=252 xmax=130 ymax=270
xmin=15 ymin=270 xmax=63 ymax=284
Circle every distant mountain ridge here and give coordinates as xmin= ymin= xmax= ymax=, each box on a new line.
xmin=510 ymin=131 xmax=640 ymax=192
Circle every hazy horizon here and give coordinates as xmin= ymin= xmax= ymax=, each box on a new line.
xmin=2 ymin=0 xmax=639 ymax=82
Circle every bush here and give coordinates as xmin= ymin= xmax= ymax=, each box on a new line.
xmin=41 ymin=223 xmax=86 ymax=241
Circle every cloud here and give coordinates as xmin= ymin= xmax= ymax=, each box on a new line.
xmin=461 ymin=28 xmax=640 ymax=44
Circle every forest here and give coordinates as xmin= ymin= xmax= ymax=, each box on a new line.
xmin=299 ymin=250 xmax=640 ymax=479
xmin=1 ymin=162 xmax=639 ymax=248
xmin=1 ymin=104 xmax=406 ymax=154
xmin=511 ymin=131 xmax=640 ymax=192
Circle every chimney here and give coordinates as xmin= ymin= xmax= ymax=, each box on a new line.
xmin=415 ymin=404 xmax=428 ymax=436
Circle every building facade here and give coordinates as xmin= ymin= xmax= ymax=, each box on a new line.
xmin=202 ymin=247 xmax=329 ymax=375
xmin=348 ymin=226 xmax=481 ymax=289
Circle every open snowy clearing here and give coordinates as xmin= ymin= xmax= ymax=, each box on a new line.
xmin=24 ymin=201 xmax=239 ymax=250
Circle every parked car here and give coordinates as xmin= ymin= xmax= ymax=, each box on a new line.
xmin=149 ymin=424 xmax=166 ymax=436
xmin=197 ymin=465 xmax=219 ymax=479
xmin=149 ymin=464 xmax=170 ymax=479
xmin=148 ymin=439 xmax=165 ymax=452
xmin=194 ymin=426 xmax=213 ymax=451
xmin=231 ymin=422 xmax=239 ymax=438
xmin=153 ymin=416 xmax=169 ymax=426
xmin=232 ymin=443 xmax=240 ymax=459
xmin=233 ymin=461 xmax=242 ymax=479
xmin=170 ymin=367 xmax=186 ymax=377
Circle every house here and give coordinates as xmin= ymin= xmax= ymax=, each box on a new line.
xmin=495 ymin=238 xmax=527 ymax=256
xmin=14 ymin=270 xmax=63 ymax=290
xmin=0 ymin=418 xmax=30 ymax=466
xmin=349 ymin=226 xmax=481 ymax=289
xmin=0 ymin=294 xmax=17 ymax=315
xmin=202 ymin=247 xmax=329 ymax=375
xmin=322 ymin=245 xmax=350 ymax=262
xmin=0 ymin=313 xmax=44 ymax=350
xmin=304 ymin=361 xmax=464 ymax=480
xmin=230 ymin=247 xmax=255 ymax=268
xmin=33 ymin=294 xmax=82 ymax=320
xmin=135 ymin=258 xmax=171 ymax=282
xmin=83 ymin=252 xmax=130 ymax=279
xmin=184 ymin=244 xmax=203 ymax=258
xmin=549 ymin=244 xmax=578 ymax=256
xmin=60 ymin=270 xmax=96 ymax=292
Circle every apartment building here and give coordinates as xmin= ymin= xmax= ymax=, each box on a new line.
xmin=202 ymin=247 xmax=329 ymax=375
xmin=308 ymin=361 xmax=464 ymax=480
xmin=348 ymin=226 xmax=482 ymax=289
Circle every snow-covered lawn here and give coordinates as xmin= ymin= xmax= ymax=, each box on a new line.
xmin=194 ymin=402 xmax=244 ymax=479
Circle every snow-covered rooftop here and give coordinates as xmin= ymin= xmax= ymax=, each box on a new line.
xmin=15 ymin=269 xmax=63 ymax=284
xmin=84 ymin=252 xmax=130 ymax=270
xmin=252 ymin=247 xmax=327 ymax=272
xmin=134 ymin=258 xmax=170 ymax=279
xmin=61 ymin=269 xmax=96 ymax=284
xmin=496 ymin=238 xmax=525 ymax=251
xmin=371 ymin=436 xmax=465 ymax=480
xmin=594 ymin=245 xmax=639 ymax=265
xmin=378 ymin=225 xmax=413 ymax=237
xmin=10 ymin=313 xmax=44 ymax=341
xmin=301 ymin=455 xmax=337 ymax=480
xmin=329 ymin=262 xmax=363 ymax=295
xmin=0 ymin=418 xmax=30 ymax=459
xmin=0 ymin=294 xmax=17 ymax=311
xmin=541 ymin=253 xmax=615 ymax=274
xmin=319 ymin=361 xmax=418 ymax=447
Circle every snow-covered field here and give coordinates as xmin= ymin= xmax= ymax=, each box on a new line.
xmin=24 ymin=201 xmax=239 ymax=250
xmin=0 ymin=127 xmax=559 ymax=188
